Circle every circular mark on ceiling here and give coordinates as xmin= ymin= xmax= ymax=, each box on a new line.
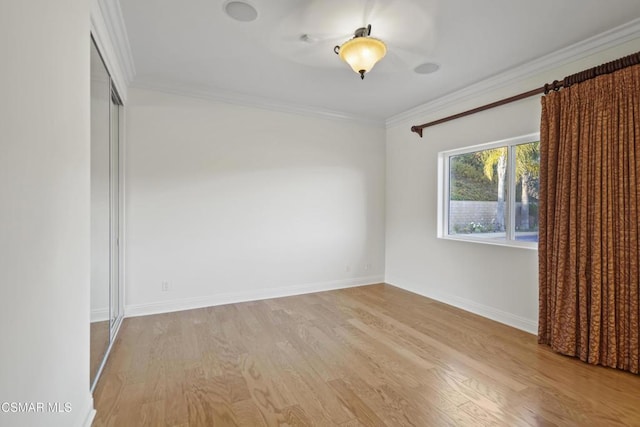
xmin=414 ymin=62 xmax=440 ymax=74
xmin=224 ymin=1 xmax=258 ymax=22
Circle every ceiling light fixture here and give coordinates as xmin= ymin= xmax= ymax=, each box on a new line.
xmin=334 ymin=25 xmax=386 ymax=80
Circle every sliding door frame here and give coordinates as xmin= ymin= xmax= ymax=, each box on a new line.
xmin=90 ymin=34 xmax=125 ymax=393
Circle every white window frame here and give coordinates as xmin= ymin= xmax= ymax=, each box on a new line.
xmin=437 ymin=132 xmax=540 ymax=250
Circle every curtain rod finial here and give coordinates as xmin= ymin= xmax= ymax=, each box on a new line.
xmin=411 ymin=126 xmax=423 ymax=138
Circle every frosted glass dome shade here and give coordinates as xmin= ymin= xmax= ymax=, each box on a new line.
xmin=338 ymin=37 xmax=387 ymax=79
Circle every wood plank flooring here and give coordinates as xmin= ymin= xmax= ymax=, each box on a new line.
xmin=93 ymin=284 xmax=640 ymax=426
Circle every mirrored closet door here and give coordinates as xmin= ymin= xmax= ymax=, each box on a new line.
xmin=90 ymin=37 xmax=123 ymax=391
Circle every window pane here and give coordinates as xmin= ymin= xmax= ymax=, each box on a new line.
xmin=448 ymin=148 xmax=507 ymax=240
xmin=514 ymin=141 xmax=540 ymax=242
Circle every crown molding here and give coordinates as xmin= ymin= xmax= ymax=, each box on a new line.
xmin=100 ymin=0 xmax=136 ymax=84
xmin=386 ymin=18 xmax=640 ymax=127
xmin=90 ymin=0 xmax=136 ymax=101
xmin=130 ymin=80 xmax=386 ymax=128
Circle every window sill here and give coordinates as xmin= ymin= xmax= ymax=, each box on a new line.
xmin=438 ymin=234 xmax=538 ymax=250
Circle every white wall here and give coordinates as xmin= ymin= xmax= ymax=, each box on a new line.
xmin=125 ymin=88 xmax=386 ymax=315
xmin=0 ymin=1 xmax=93 ymax=427
xmin=385 ymin=38 xmax=640 ymax=334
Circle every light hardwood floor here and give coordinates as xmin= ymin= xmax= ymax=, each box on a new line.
xmin=93 ymin=284 xmax=640 ymax=426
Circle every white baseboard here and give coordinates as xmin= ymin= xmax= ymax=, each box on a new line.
xmin=125 ymin=275 xmax=384 ymax=318
xmin=91 ymin=307 xmax=109 ymax=323
xmin=75 ymin=393 xmax=95 ymax=427
xmin=386 ymin=278 xmax=538 ymax=335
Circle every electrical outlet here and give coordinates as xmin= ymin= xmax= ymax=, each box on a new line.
xmin=364 ymin=263 xmax=371 ymax=271
xmin=161 ymin=281 xmax=169 ymax=292
xmin=345 ymin=265 xmax=351 ymax=273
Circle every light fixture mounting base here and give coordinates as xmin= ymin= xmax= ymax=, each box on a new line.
xmin=354 ymin=25 xmax=372 ymax=38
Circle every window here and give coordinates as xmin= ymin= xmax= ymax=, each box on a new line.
xmin=438 ymin=133 xmax=540 ymax=248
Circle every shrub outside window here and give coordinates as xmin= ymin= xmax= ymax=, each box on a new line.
xmin=438 ymin=133 xmax=540 ymax=249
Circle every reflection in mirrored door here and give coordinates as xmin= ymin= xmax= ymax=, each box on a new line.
xmin=90 ymin=38 xmax=110 ymax=386
xmin=90 ymin=37 xmax=123 ymax=391
xmin=110 ymin=90 xmax=122 ymax=340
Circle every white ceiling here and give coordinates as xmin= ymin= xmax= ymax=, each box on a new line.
xmin=118 ymin=0 xmax=640 ymax=122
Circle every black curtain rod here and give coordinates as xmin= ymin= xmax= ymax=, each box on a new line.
xmin=410 ymin=51 xmax=640 ymax=137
